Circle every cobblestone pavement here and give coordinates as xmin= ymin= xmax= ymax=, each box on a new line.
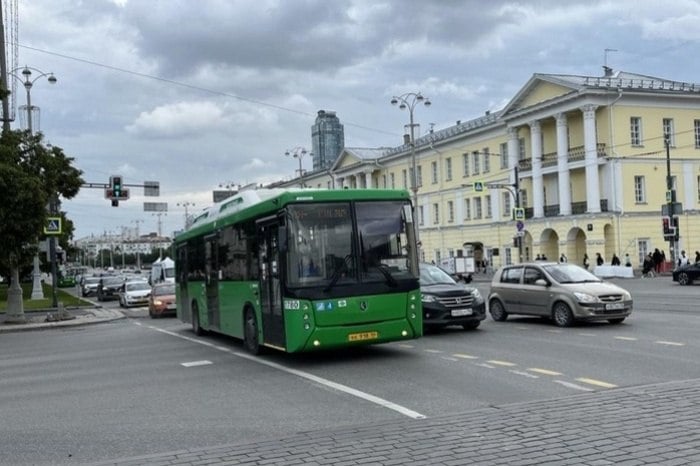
xmin=93 ymin=378 xmax=700 ymax=466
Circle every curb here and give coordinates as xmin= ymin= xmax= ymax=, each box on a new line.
xmin=0 ymin=308 xmax=126 ymax=333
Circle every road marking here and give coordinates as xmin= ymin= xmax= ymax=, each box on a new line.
xmin=143 ymin=324 xmax=427 ymax=419
xmin=453 ymin=353 xmax=478 ymax=360
xmin=487 ymin=360 xmax=517 ymax=367
xmin=656 ymin=341 xmax=685 ymax=346
xmin=577 ymin=333 xmax=596 ymax=337
xmin=181 ymin=360 xmax=212 ymax=367
xmin=396 ymin=344 xmax=414 ymax=349
xmin=547 ymin=329 xmax=563 ymax=333
xmin=441 ymin=356 xmax=458 ymax=362
xmin=614 ymin=336 xmax=637 ymax=341
xmin=475 ymin=362 xmax=496 ymax=369
xmin=554 ymin=380 xmax=594 ymax=392
xmin=424 ymin=349 xmax=443 ymax=354
xmin=528 ymin=368 xmax=562 ymax=376
xmin=510 ymin=370 xmax=538 ymax=379
xmin=576 ymin=377 xmax=618 ymax=389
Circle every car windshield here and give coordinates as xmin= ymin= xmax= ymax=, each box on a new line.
xmin=542 ymin=263 xmax=602 ymax=284
xmin=126 ymin=282 xmax=150 ymax=291
xmin=103 ymin=277 xmax=123 ymax=286
xmin=153 ymin=284 xmax=175 ymax=295
xmin=419 ymin=264 xmax=457 ymax=285
xmin=85 ymin=277 xmax=100 ymax=285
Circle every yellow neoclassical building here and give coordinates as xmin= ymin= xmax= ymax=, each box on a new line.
xmin=286 ymin=68 xmax=700 ymax=270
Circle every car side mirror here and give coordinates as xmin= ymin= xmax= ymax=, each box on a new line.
xmin=535 ymin=278 xmax=548 ymax=287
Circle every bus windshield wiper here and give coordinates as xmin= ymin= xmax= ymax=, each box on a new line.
xmin=373 ymin=264 xmax=398 ymax=287
xmin=324 ymin=254 xmax=352 ymax=292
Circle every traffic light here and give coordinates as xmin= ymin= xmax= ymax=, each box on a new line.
xmin=662 ymin=216 xmax=674 ymax=240
xmin=672 ymin=215 xmax=680 ymax=241
xmin=111 ymin=175 xmax=122 ymax=198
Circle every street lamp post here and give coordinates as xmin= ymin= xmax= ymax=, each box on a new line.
xmin=390 ymin=92 xmax=431 ymax=249
xmin=177 ymin=202 xmax=196 ymax=228
xmin=10 ymin=66 xmax=57 ymax=301
xmin=285 ymin=147 xmax=310 ymax=187
xmin=664 ymin=132 xmax=678 ymax=265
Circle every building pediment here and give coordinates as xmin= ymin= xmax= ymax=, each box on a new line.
xmin=330 ymin=147 xmax=387 ymax=175
xmin=501 ymin=74 xmax=580 ymax=117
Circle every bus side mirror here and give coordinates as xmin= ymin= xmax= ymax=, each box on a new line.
xmin=278 ymin=226 xmax=288 ymax=253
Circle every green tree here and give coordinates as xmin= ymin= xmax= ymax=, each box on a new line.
xmin=0 ymin=130 xmax=83 ymax=322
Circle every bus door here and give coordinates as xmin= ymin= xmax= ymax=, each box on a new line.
xmin=256 ymin=217 xmax=286 ymax=349
xmin=175 ymin=243 xmax=190 ymax=322
xmin=204 ymin=233 xmax=220 ymax=330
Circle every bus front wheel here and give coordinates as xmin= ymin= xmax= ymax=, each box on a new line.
xmin=244 ymin=308 xmax=261 ymax=355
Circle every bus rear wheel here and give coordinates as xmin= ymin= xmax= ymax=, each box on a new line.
xmin=244 ymin=308 xmax=261 ymax=355
xmin=192 ymin=302 xmax=205 ymax=336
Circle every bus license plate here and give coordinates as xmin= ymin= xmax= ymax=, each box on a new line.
xmin=451 ymin=308 xmax=473 ymax=317
xmin=348 ymin=331 xmax=378 ymax=342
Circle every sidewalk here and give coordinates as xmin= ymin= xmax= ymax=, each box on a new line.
xmin=91 ymin=377 xmax=700 ymax=465
xmin=0 ymin=307 xmax=125 ymax=333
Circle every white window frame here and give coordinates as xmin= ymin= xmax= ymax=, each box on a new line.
xmin=462 ymin=153 xmax=469 ymax=177
xmin=634 ymin=175 xmax=646 ymax=204
xmin=663 ymin=118 xmax=675 ymax=147
xmin=630 ymin=117 xmax=642 ymax=146
xmin=464 ymin=198 xmax=471 ymax=220
xmin=447 ymin=200 xmax=454 ymax=223
xmin=500 ymin=142 xmax=508 ymax=169
xmin=445 ymin=157 xmax=452 ymax=181
xmin=474 ymin=197 xmax=482 ymax=219
xmin=472 ymin=151 xmax=480 ymax=175
xmin=483 ymin=148 xmax=490 ymax=173
xmin=433 ymin=202 xmax=440 ymax=224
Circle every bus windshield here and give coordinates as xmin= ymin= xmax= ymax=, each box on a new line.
xmin=286 ymin=201 xmax=413 ymax=288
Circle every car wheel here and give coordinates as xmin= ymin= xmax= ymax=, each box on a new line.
xmin=489 ymin=299 xmax=508 ymax=322
xmin=677 ymin=272 xmax=691 ymax=286
xmin=608 ymin=318 xmax=625 ymax=324
xmin=244 ymin=307 xmax=262 ymax=355
xmin=552 ymin=302 xmax=574 ymax=327
xmin=462 ymin=321 xmax=480 ymax=330
xmin=191 ymin=302 xmax=206 ymax=336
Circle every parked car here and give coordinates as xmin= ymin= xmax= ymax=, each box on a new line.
xmin=80 ymin=276 xmax=101 ymax=297
xmin=148 ymin=282 xmax=176 ymax=318
xmin=487 ymin=262 xmax=633 ymax=327
xmin=118 ymin=280 xmax=152 ymax=308
xmin=419 ymin=263 xmax=486 ymax=330
xmin=97 ymin=276 xmax=125 ymax=301
xmin=672 ymin=262 xmax=700 ymax=285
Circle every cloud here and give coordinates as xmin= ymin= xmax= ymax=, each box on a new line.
xmin=125 ymin=101 xmax=229 ymax=138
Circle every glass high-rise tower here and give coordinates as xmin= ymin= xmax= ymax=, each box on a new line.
xmin=311 ymin=110 xmax=344 ymax=171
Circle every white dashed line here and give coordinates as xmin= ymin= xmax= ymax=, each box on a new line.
xmin=554 ymin=380 xmax=594 ymax=392
xmin=614 ymin=336 xmax=637 ymax=341
xmin=510 ymin=370 xmax=539 ymax=379
xmin=487 ymin=360 xmax=517 ymax=367
xmin=576 ymin=377 xmax=618 ymax=389
xmin=181 ymin=360 xmax=213 ymax=367
xmin=655 ymin=341 xmax=685 ymax=346
xmin=528 ymin=368 xmax=562 ymax=376
xmin=452 ymin=353 xmax=479 ymax=360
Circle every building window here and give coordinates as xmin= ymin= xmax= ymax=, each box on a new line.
xmin=503 ymin=192 xmax=511 ymax=217
xmin=447 ymin=200 xmax=454 ymax=223
xmin=382 ymin=174 xmax=387 ymax=188
xmin=445 ymin=157 xmax=452 ymax=181
xmin=417 ymin=165 xmax=423 ymax=187
xmin=390 ymin=173 xmax=395 ymax=189
xmin=433 ymin=203 xmax=440 ymax=224
xmin=663 ymin=118 xmax=675 ymax=147
xmin=500 ymin=142 xmax=508 ymax=169
xmin=431 ymin=161 xmax=438 ymax=184
xmin=518 ymin=138 xmax=526 ymax=160
xmin=630 ymin=117 xmax=642 ymax=146
xmin=434 ymin=249 xmax=441 ymax=263
xmin=697 ymin=175 xmax=700 ymax=202
xmin=637 ymin=238 xmax=651 ymax=267
xmin=634 ymin=175 xmax=646 ymax=204
xmin=474 ymin=197 xmax=482 ymax=219
xmin=462 ymin=153 xmax=469 ymax=177
xmin=483 ymin=148 xmax=490 ymax=173
xmin=485 ymin=195 xmax=492 ymax=218
xmin=418 ymin=205 xmax=425 ymax=226
xmin=695 ymin=120 xmax=700 ymax=148
xmin=447 ymin=248 xmax=454 ymax=258
xmin=464 ymin=198 xmax=471 ymax=220
xmin=520 ymin=190 xmax=528 ymax=208
xmin=402 ymin=169 xmax=408 ymax=189
xmin=472 ymin=151 xmax=480 ymax=175
xmin=505 ymin=248 xmax=512 ymax=266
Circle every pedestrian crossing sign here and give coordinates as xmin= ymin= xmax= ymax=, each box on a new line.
xmin=44 ymin=217 xmax=62 ymax=235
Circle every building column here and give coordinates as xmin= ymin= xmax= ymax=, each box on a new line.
xmin=530 ymin=120 xmax=544 ymax=218
xmin=555 ymin=112 xmax=572 ymax=216
xmin=507 ymin=127 xmax=519 ymax=183
xmin=336 ymin=176 xmax=345 ymax=189
xmin=582 ymin=104 xmax=601 ymax=213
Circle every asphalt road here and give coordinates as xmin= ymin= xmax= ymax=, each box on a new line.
xmin=1 ymin=276 xmax=698 ymax=465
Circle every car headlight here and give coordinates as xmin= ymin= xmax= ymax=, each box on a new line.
xmin=470 ymin=288 xmax=483 ymax=301
xmin=573 ymin=292 xmax=598 ymax=303
xmin=421 ymin=294 xmax=438 ymax=303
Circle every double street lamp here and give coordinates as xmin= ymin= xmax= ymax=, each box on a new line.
xmin=10 ymin=66 xmax=58 ymax=301
xmin=285 ymin=147 xmax=310 ymax=187
xmin=390 ymin=92 xmax=431 ymax=246
xmin=177 ymin=201 xmax=196 ymax=228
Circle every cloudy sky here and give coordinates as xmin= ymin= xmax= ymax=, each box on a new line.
xmin=13 ymin=0 xmax=700 ymax=240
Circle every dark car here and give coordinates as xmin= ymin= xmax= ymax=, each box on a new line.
xmin=672 ymin=262 xmax=700 ymax=285
xmin=80 ymin=276 xmax=101 ymax=297
xmin=419 ymin=263 xmax=486 ymax=330
xmin=97 ymin=276 xmax=124 ymax=301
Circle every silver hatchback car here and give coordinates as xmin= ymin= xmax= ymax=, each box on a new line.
xmin=487 ymin=262 xmax=633 ymax=327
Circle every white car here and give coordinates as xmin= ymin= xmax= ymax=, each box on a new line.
xmin=118 ymin=280 xmax=151 ymax=308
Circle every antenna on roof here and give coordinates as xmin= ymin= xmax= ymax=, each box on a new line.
xmin=603 ymin=48 xmax=618 ymax=76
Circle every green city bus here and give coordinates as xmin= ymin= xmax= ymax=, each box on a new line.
xmin=173 ymin=188 xmax=422 ymax=354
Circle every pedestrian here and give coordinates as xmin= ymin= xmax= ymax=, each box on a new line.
xmin=695 ymin=251 xmax=700 ymax=264
xmin=596 ymin=252 xmax=604 ymax=266
xmin=652 ymin=248 xmax=662 ymax=273
xmin=611 ymin=254 xmax=621 ymax=266
xmin=583 ymin=253 xmax=590 ymax=270
xmin=624 ymin=253 xmax=632 ymax=267
xmin=677 ymin=250 xmax=690 ymax=267
xmin=536 ymin=254 xmax=541 ymax=261
xmin=541 ymin=253 xmax=548 ymax=261
xmin=559 ymin=253 xmax=567 ymax=263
